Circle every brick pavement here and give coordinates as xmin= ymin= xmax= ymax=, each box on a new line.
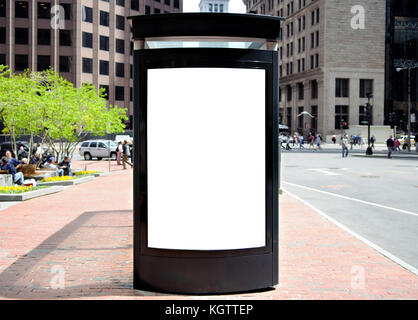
xmin=0 ymin=160 xmax=417 ymax=299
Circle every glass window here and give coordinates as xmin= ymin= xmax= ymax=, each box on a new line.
xmin=287 ymin=85 xmax=292 ymax=101
xmin=298 ymin=83 xmax=304 ymax=100
xmin=59 ymin=56 xmax=71 ymax=73
xmin=360 ymin=79 xmax=373 ymax=98
xmin=0 ymin=54 xmax=5 ymax=66
xmin=59 ymin=30 xmax=72 ymax=46
xmin=311 ymin=106 xmax=318 ymax=130
xmin=174 ymin=0 xmax=179 ymax=9
xmin=0 ymin=1 xmax=5 ymax=17
xmin=100 ymin=60 xmax=109 ymax=75
xmin=100 ymin=85 xmax=109 ymax=100
xmin=82 ymin=58 xmax=93 ymax=74
xmin=116 ymin=0 xmax=125 ymax=6
xmin=116 ymin=15 xmax=125 ymax=30
xmin=15 ymin=1 xmax=29 ymax=18
xmin=286 ymin=107 xmax=292 ymax=129
xmin=61 ymin=3 xmax=71 ymax=20
xmin=359 ymin=105 xmax=373 ymax=125
xmin=100 ymin=35 xmax=109 ymax=51
xmin=15 ymin=54 xmax=28 ymax=71
xmin=154 ymin=8 xmax=160 ymax=14
xmin=145 ymin=5 xmax=151 ymax=14
xmin=311 ymin=80 xmax=318 ymax=99
xmin=81 ymin=142 xmax=89 ymax=148
xmin=131 ymin=0 xmax=139 ymax=11
xmin=164 ymin=0 xmax=170 ymax=5
xmin=116 ymin=62 xmax=124 ymax=77
xmin=82 ymin=6 xmax=93 ymax=23
xmin=37 ymin=2 xmax=51 ymax=19
xmin=37 ymin=55 xmax=50 ymax=71
xmin=298 ymin=107 xmax=304 ymax=129
xmin=98 ymin=142 xmax=107 ymax=148
xmin=100 ymin=11 xmax=109 ymax=26
xmin=15 ymin=28 xmax=28 ymax=45
xmin=116 ymin=39 xmax=125 ymax=54
xmin=82 ymin=32 xmax=93 ymax=48
xmin=90 ymin=142 xmax=97 ymax=148
xmin=38 ymin=29 xmax=51 ymax=45
xmin=335 ymin=105 xmax=349 ymax=129
xmin=336 ymin=78 xmax=349 ymax=97
xmin=0 ymin=27 xmax=5 ymax=44
xmin=115 ymin=86 xmax=124 ymax=101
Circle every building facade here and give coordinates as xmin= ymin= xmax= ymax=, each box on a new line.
xmin=0 ymin=0 xmax=183 ymax=129
xmin=199 ymin=0 xmax=229 ymax=13
xmin=385 ymin=0 xmax=418 ymax=133
xmin=243 ymin=0 xmax=387 ymax=139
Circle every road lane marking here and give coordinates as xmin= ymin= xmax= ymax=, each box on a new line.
xmin=282 ymin=189 xmax=418 ymax=276
xmin=282 ymin=181 xmax=418 ymax=218
xmin=308 ymin=169 xmax=342 ymax=176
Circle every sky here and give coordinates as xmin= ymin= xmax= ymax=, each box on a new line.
xmin=183 ymin=0 xmax=246 ymax=13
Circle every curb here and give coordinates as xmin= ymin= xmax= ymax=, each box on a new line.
xmin=0 ymin=186 xmax=65 ymax=201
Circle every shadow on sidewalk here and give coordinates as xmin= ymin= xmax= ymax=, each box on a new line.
xmin=0 ymin=209 xmax=159 ymax=299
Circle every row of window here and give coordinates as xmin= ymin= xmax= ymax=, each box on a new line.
xmin=280 ymin=53 xmax=318 ymax=76
xmin=83 ymin=58 xmax=133 ymax=78
xmin=99 ymin=85 xmax=133 ymax=102
xmin=283 ymin=104 xmax=372 ymax=131
xmin=5 ymin=54 xmax=71 ymax=72
xmin=279 ymin=7 xmax=319 ymax=40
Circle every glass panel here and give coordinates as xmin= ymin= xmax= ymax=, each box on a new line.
xmin=145 ymin=40 xmax=267 ymax=50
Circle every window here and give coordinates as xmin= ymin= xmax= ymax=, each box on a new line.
xmin=0 ymin=27 xmax=5 ymax=44
xmin=174 ymin=0 xmax=179 ymax=9
xmin=100 ymin=60 xmax=109 ymax=75
xmin=60 ymin=30 xmax=72 ymax=46
xmin=15 ymin=1 xmax=29 ymax=18
xmin=82 ymin=58 xmax=93 ymax=73
xmin=0 ymin=54 xmax=5 ymax=66
xmin=290 ymin=62 xmax=293 ymax=74
xmin=81 ymin=142 xmax=89 ymax=148
xmin=82 ymin=32 xmax=93 ymax=48
xmin=38 ymin=29 xmax=51 ymax=45
xmin=360 ymin=79 xmax=373 ymax=98
xmin=100 ymin=85 xmax=109 ymax=100
xmin=310 ymin=55 xmax=314 ymax=69
xmin=154 ymin=8 xmax=160 ymax=14
xmin=100 ymin=36 xmax=109 ymax=51
xmin=130 ymin=64 xmax=133 ymax=78
xmin=61 ymin=3 xmax=71 ymax=20
xmin=15 ymin=54 xmax=28 ymax=71
xmin=15 ymin=28 xmax=28 ymax=45
xmin=287 ymin=107 xmax=292 ymax=129
xmin=335 ymin=105 xmax=349 ymax=129
xmin=316 ymin=8 xmax=320 ymax=24
xmin=311 ymin=106 xmax=318 ymax=130
xmin=335 ymin=79 xmax=349 ymax=97
xmin=116 ymin=39 xmax=125 ymax=54
xmin=311 ymin=10 xmax=315 ymax=25
xmin=145 ymin=5 xmax=151 ymax=14
xmin=298 ymin=107 xmax=304 ymax=129
xmin=311 ymin=32 xmax=314 ymax=48
xmin=220 ymin=4 xmax=224 ymax=12
xmin=302 ymin=58 xmax=305 ymax=72
xmin=130 ymin=87 xmax=133 ymax=101
xmin=116 ymin=62 xmax=124 ymax=77
xmin=302 ymin=37 xmax=305 ymax=51
xmin=116 ymin=0 xmax=125 ymax=6
xmin=302 ymin=15 xmax=305 ymax=29
xmin=298 ymin=83 xmax=304 ymax=100
xmin=115 ymin=86 xmax=124 ymax=101
xmin=0 ymin=0 xmax=5 ymax=17
xmin=287 ymin=85 xmax=292 ymax=101
xmin=311 ymin=80 xmax=318 ymax=99
xmin=131 ymin=0 xmax=139 ymax=11
xmin=316 ymin=31 xmax=319 ymax=47
xmin=315 ymin=54 xmax=319 ymax=68
xmin=100 ymin=11 xmax=109 ymax=26
xmin=165 ymin=0 xmax=170 ymax=5
xmin=59 ymin=56 xmax=71 ymax=73
xmin=82 ymin=6 xmax=93 ymax=23
xmin=37 ymin=2 xmax=50 ymax=19
xmin=37 ymin=55 xmax=50 ymax=71
xmin=290 ymin=42 xmax=293 ymax=56
xmin=116 ymin=15 xmax=125 ymax=30
xmin=90 ymin=142 xmax=97 ymax=148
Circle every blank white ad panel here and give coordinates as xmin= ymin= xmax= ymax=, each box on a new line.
xmin=147 ymin=67 xmax=266 ymax=250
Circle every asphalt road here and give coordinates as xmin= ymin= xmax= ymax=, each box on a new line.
xmin=281 ymin=152 xmax=418 ymax=272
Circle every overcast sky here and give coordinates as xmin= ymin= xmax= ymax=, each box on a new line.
xmin=183 ymin=0 xmax=246 ymax=13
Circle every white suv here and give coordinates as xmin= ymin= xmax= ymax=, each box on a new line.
xmin=78 ymin=140 xmax=118 ymax=161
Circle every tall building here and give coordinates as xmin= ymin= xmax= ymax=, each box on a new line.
xmin=199 ymin=0 xmax=229 ymax=13
xmin=243 ymin=0 xmax=389 ymax=139
xmin=385 ymin=0 xmax=418 ymax=133
xmin=0 ymin=0 xmax=183 ymax=129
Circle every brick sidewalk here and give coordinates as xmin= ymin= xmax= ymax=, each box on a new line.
xmin=0 ymin=160 xmax=417 ymax=299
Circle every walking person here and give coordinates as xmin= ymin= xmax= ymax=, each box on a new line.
xmin=386 ymin=135 xmax=394 ymax=159
xmin=341 ymin=135 xmax=349 ymax=158
xmin=298 ymin=134 xmax=304 ymax=150
xmin=370 ymin=135 xmax=376 ymax=149
xmin=285 ymin=134 xmax=291 ymax=150
xmin=308 ymin=132 xmax=314 ymax=149
xmin=315 ymin=134 xmax=322 ymax=150
xmin=394 ymin=137 xmax=400 ymax=152
xmin=116 ymin=142 xmax=122 ymax=165
xmin=332 ymin=135 xmax=337 ymax=144
xmin=122 ymin=140 xmax=133 ymax=170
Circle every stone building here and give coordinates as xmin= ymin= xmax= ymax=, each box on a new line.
xmin=0 ymin=0 xmax=183 ymax=129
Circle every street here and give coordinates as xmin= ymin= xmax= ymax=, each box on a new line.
xmin=281 ymin=152 xmax=418 ymax=272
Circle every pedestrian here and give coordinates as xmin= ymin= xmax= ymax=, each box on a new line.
xmin=298 ymin=134 xmax=304 ymax=150
xmin=17 ymin=145 xmax=28 ymax=161
xmin=116 ymin=142 xmax=122 ymax=165
xmin=285 ymin=134 xmax=291 ymax=150
xmin=386 ymin=135 xmax=394 ymax=159
xmin=332 ymin=135 xmax=337 ymax=144
xmin=315 ymin=134 xmax=322 ymax=150
xmin=122 ymin=140 xmax=133 ymax=170
xmin=370 ymin=135 xmax=375 ymax=149
xmin=341 ymin=135 xmax=349 ymax=158
xmin=349 ymin=135 xmax=354 ymax=150
xmin=308 ymin=132 xmax=314 ymax=149
xmin=129 ymin=141 xmax=134 ymax=164
xmin=293 ymin=133 xmax=297 ymax=147
xmin=394 ymin=137 xmax=400 ymax=151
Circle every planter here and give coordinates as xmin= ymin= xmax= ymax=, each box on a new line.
xmin=37 ymin=175 xmax=95 ymax=186
xmin=0 ymin=186 xmax=64 ymax=201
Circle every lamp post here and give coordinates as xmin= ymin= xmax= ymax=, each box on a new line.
xmin=365 ymin=93 xmax=373 ymax=155
xmin=395 ymin=59 xmax=418 ymax=153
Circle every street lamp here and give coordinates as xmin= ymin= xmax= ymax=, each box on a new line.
xmin=394 ymin=59 xmax=418 ymax=152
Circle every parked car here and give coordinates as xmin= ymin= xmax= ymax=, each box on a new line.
xmin=78 ymin=140 xmax=118 ymax=161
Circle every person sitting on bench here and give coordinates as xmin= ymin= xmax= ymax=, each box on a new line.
xmin=58 ymin=156 xmax=72 ymax=177
xmin=1 ymin=156 xmax=24 ymax=185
